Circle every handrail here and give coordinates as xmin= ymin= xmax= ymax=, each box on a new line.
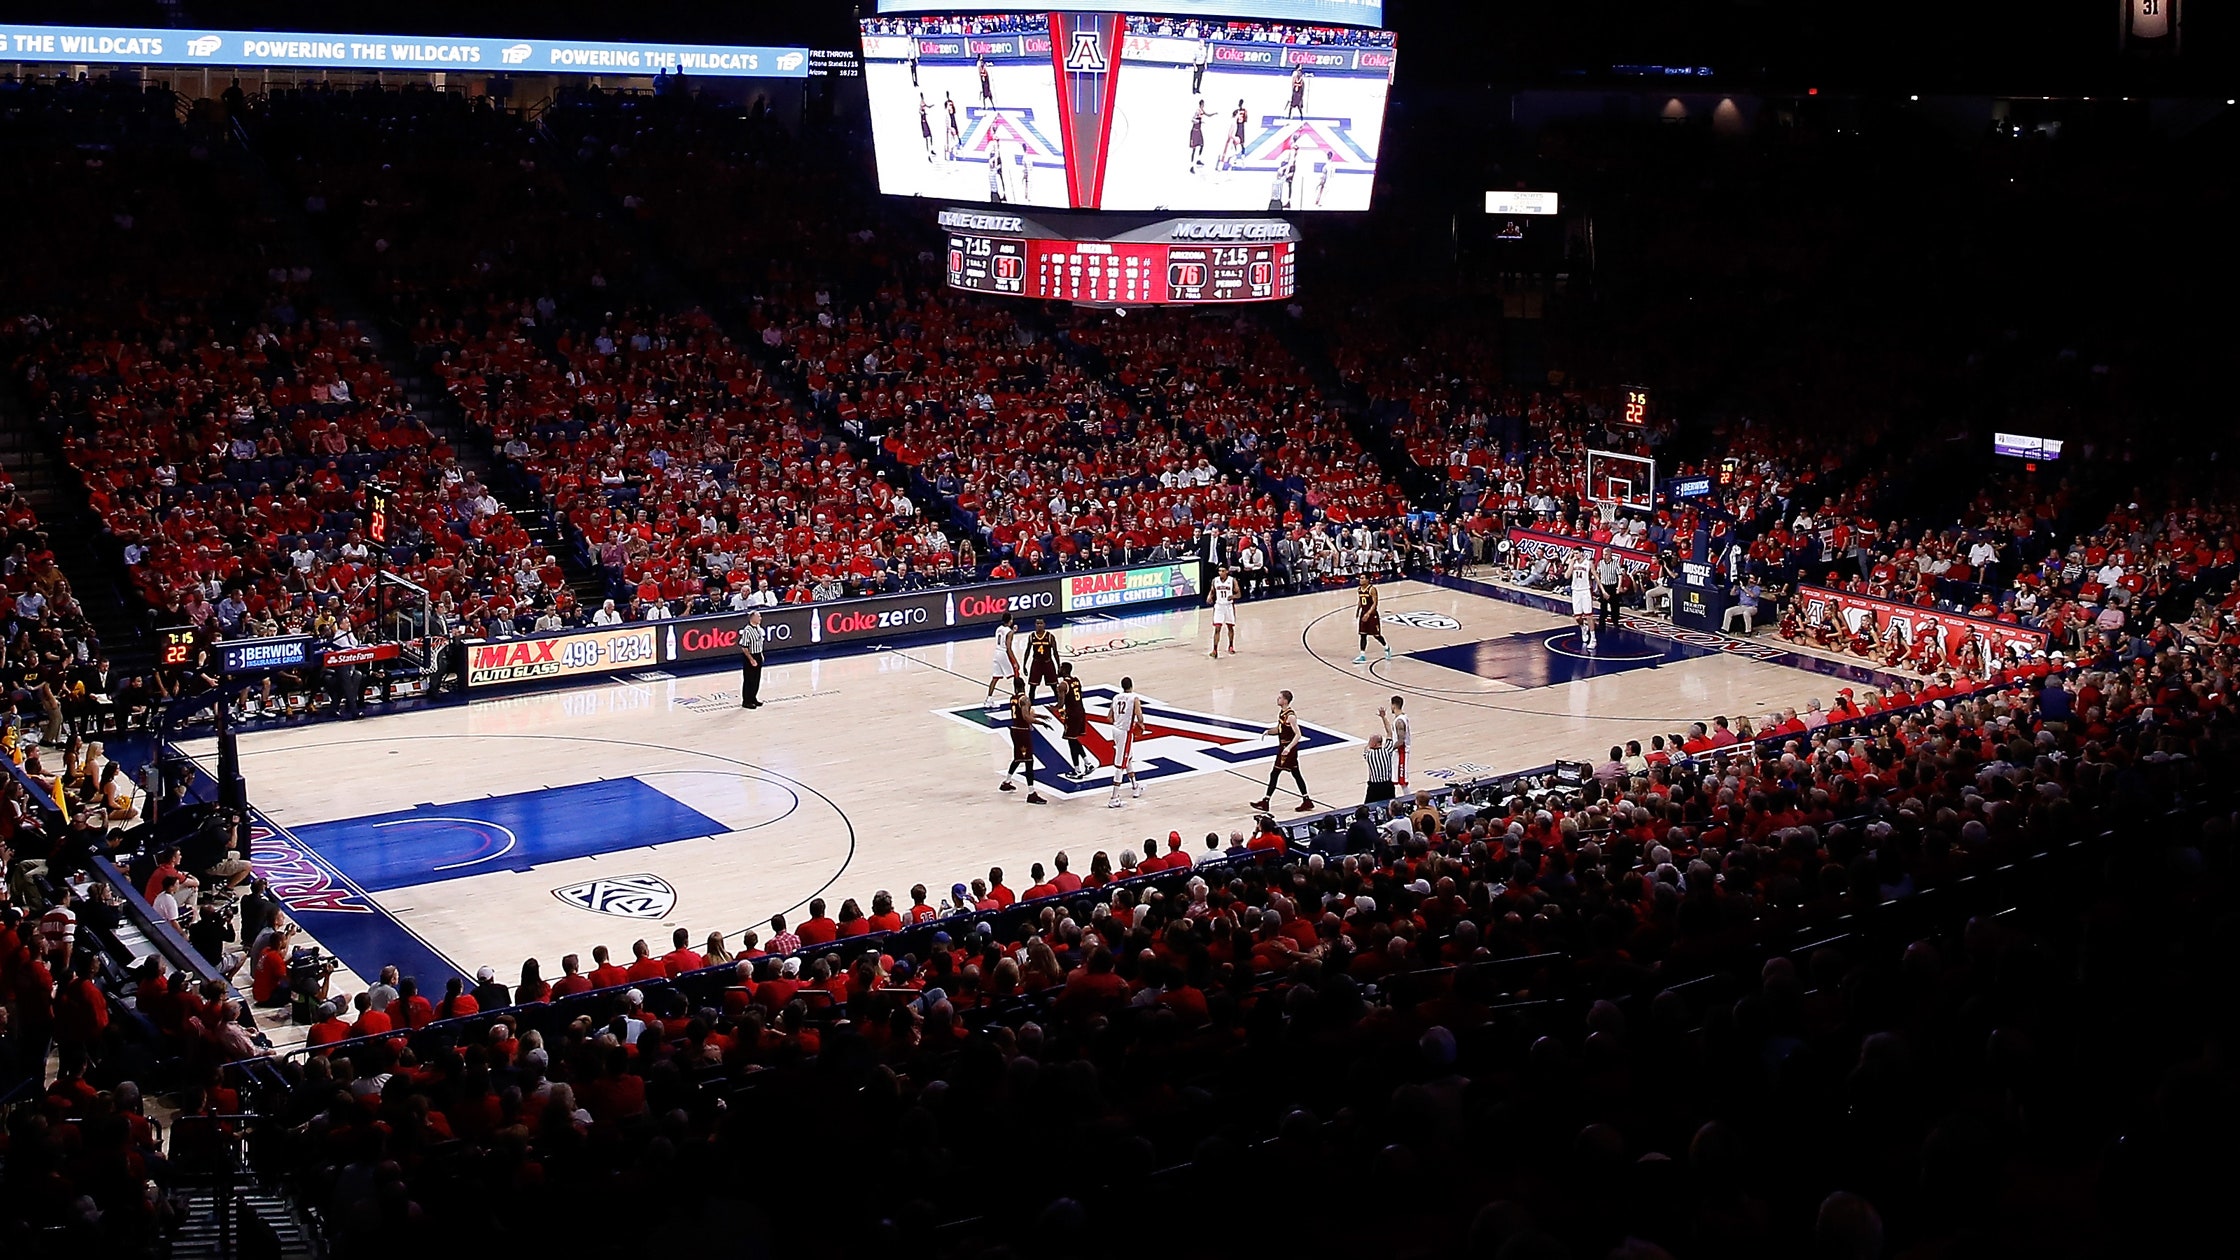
xmin=2 ymin=746 xmax=70 ymax=819
xmin=89 ymin=855 xmax=236 ymax=992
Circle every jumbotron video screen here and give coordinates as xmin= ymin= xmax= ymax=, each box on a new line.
xmin=859 ymin=5 xmax=1395 ymax=212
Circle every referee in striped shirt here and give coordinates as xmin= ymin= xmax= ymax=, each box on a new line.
xmin=739 ymin=611 xmax=767 ymax=709
xmin=1362 ymin=731 xmax=1398 ymax=805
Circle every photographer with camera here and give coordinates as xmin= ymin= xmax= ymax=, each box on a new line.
xmin=188 ymin=892 xmax=247 ymax=980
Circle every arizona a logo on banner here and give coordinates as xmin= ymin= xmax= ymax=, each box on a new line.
xmin=1049 ymin=12 xmax=1123 ymax=208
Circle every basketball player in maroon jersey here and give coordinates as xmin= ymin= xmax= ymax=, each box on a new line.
xmin=998 ymin=678 xmax=1050 ymax=804
xmin=1250 ymin=689 xmax=1315 ymax=812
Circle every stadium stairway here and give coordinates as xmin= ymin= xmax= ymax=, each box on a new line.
xmin=531 ymin=107 xmax=908 ymax=545
xmin=530 ymin=106 xmax=844 ymax=418
xmin=1261 ymin=309 xmax=1448 ymax=509
xmin=168 ymin=1184 xmax=319 ymax=1260
xmin=0 ymin=377 xmax=153 ymax=669
xmin=530 ymin=114 xmax=717 ymax=322
xmin=225 ymin=112 xmax=612 ymax=613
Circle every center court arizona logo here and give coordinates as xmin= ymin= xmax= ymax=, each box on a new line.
xmin=934 ymin=686 xmax=1358 ymax=798
xmin=953 ymin=107 xmax=1068 ymax=173
xmin=1230 ymin=116 xmax=1377 ymax=176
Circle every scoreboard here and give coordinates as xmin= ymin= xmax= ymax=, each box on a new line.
xmin=947 ymin=231 xmax=1028 ymax=295
xmin=941 ymin=209 xmax=1298 ymax=306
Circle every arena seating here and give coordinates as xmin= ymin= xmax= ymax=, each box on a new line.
xmin=4 ymin=659 xmax=2204 ymax=1257
xmin=4 ymin=79 xmax=552 ymax=662
xmin=6 ymin=67 xmax=2240 ymax=1260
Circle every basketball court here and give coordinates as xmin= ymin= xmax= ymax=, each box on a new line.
xmin=176 ymin=577 xmax=1898 ymax=993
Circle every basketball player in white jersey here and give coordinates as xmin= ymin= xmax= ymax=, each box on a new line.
xmin=985 ymin=610 xmax=1020 ymax=708
xmin=1208 ymin=564 xmax=1240 ymax=657
xmin=1108 ymin=675 xmax=1146 ymax=807
xmin=1384 ymin=693 xmax=1413 ymax=790
xmin=1569 ymin=549 xmax=1598 ymax=652
xmin=986 ymin=143 xmax=1008 ymax=203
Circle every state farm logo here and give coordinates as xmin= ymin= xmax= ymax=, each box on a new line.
xmin=957 ymin=590 xmax=1053 ymax=619
xmin=827 ymin=606 xmax=927 ymax=635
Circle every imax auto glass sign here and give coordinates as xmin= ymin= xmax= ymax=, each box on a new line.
xmin=467 ymin=626 xmax=659 ymax=686
xmin=0 ymin=25 xmax=809 ymax=78
xmin=874 ymin=1 xmax=1382 ymax=26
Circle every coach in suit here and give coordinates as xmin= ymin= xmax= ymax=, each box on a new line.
xmin=739 ymin=611 xmax=768 ymax=709
xmin=1202 ymin=528 xmax=1240 ymax=572
xmin=1274 ymin=533 xmax=1302 ymax=591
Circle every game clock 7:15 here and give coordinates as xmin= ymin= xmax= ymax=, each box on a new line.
xmin=159 ymin=625 xmax=197 ymax=667
xmin=946 ymin=232 xmax=1024 ymax=294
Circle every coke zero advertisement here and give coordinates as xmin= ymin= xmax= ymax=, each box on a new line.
xmin=465 ymin=562 xmax=1202 ymax=689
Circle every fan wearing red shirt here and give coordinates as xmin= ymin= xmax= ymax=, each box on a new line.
xmin=1160 ymin=834 xmax=1193 ymax=869
xmin=1050 ymin=852 xmax=1084 ymax=893
xmin=250 ymin=926 xmax=297 ymax=1006
xmin=434 ymin=978 xmax=480 ymax=1021
xmin=624 ymin=939 xmax=667 ymax=984
xmin=797 ymin=899 xmax=839 ymax=945
xmin=587 ymin=945 xmax=630 ymax=991
xmin=906 ymin=885 xmax=942 ymax=925
xmin=550 ymin=954 xmax=593 ymax=999
xmin=54 ymin=956 xmax=110 ymax=1054
xmin=661 ymin=927 xmax=706 ymax=978
xmin=391 ymin=978 xmax=436 ymax=1030
xmin=1022 ymin=862 xmax=1057 ymax=901
xmin=305 ymin=1002 xmax=353 ymax=1053
xmin=755 ymin=957 xmax=805 ymax=1011
xmin=328 ymin=988 xmax=381 ymax=1035
xmin=1057 ymin=949 xmax=1128 ymax=1016
xmin=984 ymin=868 xmax=1016 ymax=907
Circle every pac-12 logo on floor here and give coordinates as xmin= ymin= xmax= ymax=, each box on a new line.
xmin=934 ymin=686 xmax=1359 ymax=798
xmin=553 ymin=874 xmax=679 ymax=920
xmin=1384 ymin=610 xmax=1461 ymax=630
